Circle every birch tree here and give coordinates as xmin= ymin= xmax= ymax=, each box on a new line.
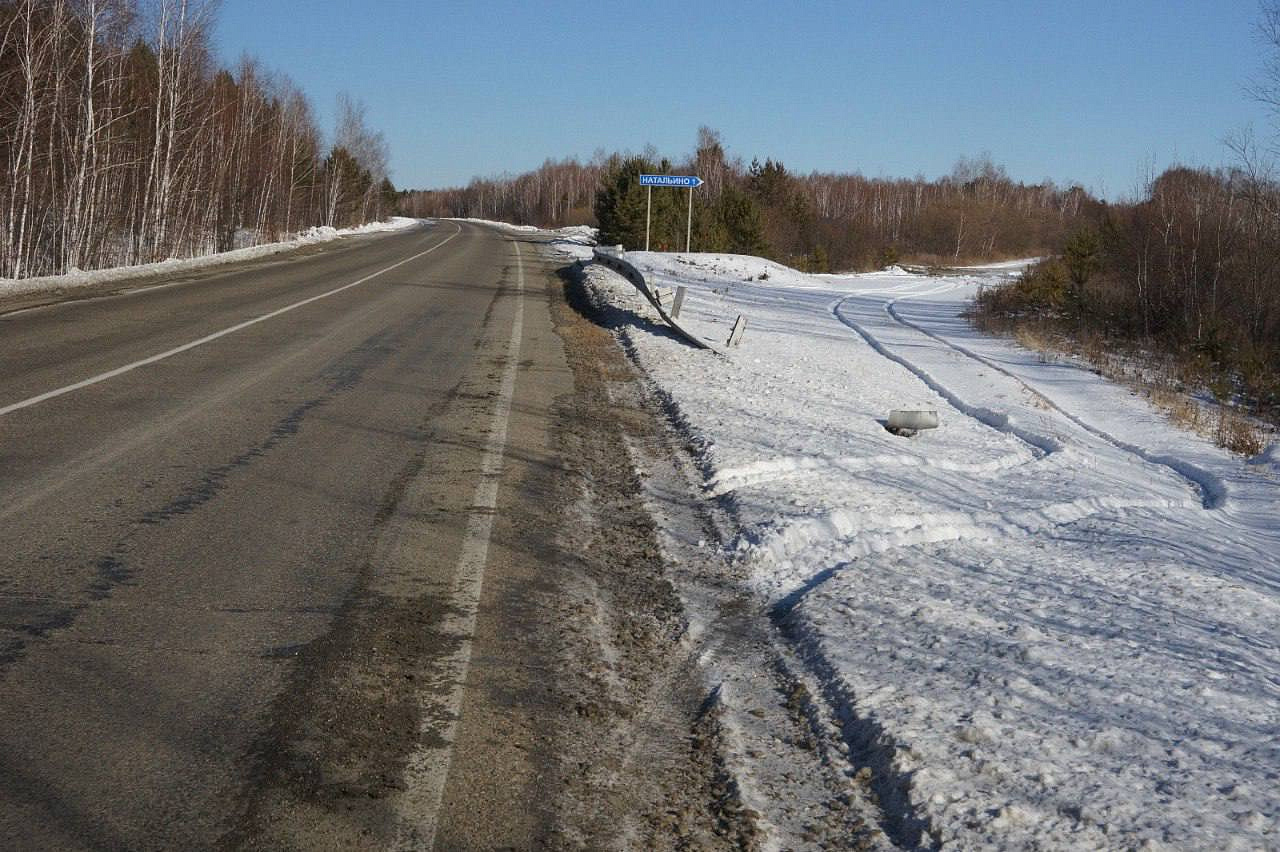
xmin=0 ymin=0 xmax=392 ymax=280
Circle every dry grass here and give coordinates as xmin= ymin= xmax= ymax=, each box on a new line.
xmin=970 ymin=259 xmax=1275 ymax=457
xmin=1217 ymin=407 xmax=1267 ymax=456
xmin=1013 ymin=325 xmax=1057 ymax=364
xmin=1124 ymin=376 xmax=1268 ymax=457
xmin=993 ymin=321 xmax=1270 ymax=458
xmin=1150 ymin=384 xmax=1206 ymax=434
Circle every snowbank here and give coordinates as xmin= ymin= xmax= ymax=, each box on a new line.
xmin=0 ymin=217 xmax=424 ymax=302
xmin=579 ymin=248 xmax=1280 ymax=849
xmin=454 ymin=218 xmax=597 ymax=250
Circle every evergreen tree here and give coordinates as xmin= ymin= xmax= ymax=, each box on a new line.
xmin=649 ymin=159 xmax=685 ymax=250
xmin=323 ymin=146 xmax=372 ymax=226
xmin=379 ymin=177 xmax=398 ymax=217
xmin=594 ymin=156 xmax=652 ymax=248
xmin=717 ymin=185 xmax=767 ymax=254
xmin=594 ymin=156 xmax=689 ymax=250
xmin=1063 ymin=225 xmax=1101 ymax=297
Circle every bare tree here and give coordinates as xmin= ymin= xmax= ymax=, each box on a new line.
xmin=0 ymin=0 xmax=391 ymax=281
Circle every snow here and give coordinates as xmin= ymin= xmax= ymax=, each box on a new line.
xmin=579 ymin=248 xmax=1280 ymax=849
xmin=454 ymin=217 xmax=547 ymax=233
xmin=1250 ymin=442 xmax=1280 ymax=479
xmin=456 ymin=217 xmax=598 ymax=248
xmin=0 ymin=217 xmax=424 ymax=301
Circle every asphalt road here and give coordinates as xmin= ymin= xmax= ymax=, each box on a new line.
xmin=0 ymin=221 xmax=574 ymax=849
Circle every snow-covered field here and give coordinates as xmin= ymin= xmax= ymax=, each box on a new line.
xmin=0 ymin=217 xmax=424 ymax=301
xmin=578 ymin=248 xmax=1279 ymax=849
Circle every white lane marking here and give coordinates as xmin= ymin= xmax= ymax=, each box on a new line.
xmin=395 ymin=241 xmax=525 ymax=851
xmin=0 ymin=223 xmax=463 ymax=418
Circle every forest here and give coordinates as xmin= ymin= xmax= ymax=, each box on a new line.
xmin=0 ymin=0 xmax=394 ymax=280
xmin=971 ymin=4 xmax=1280 ymax=428
xmin=972 ymin=155 xmax=1280 ymax=429
xmin=397 ymin=130 xmax=1095 ymax=273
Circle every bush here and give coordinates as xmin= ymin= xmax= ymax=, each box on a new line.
xmin=1217 ymin=408 xmax=1266 ymax=456
xmin=973 ymin=258 xmax=1071 ymax=319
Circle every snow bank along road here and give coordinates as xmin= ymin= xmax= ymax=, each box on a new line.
xmin=0 ymin=217 xmax=424 ymax=315
xmin=0 ymin=221 xmax=744 ymax=849
xmin=579 ymin=249 xmax=1280 ymax=849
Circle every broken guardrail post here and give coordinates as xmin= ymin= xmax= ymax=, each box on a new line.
xmin=727 ymin=315 xmax=747 ymax=347
xmin=671 ymin=285 xmax=687 ymax=319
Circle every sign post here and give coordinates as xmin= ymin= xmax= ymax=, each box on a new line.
xmin=686 ymin=187 xmax=693 ymax=252
xmin=645 ymin=185 xmax=652 ymax=251
xmin=639 ymin=174 xmax=703 ymax=253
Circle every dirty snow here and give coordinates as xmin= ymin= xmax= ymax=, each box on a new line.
xmin=579 ymin=248 xmax=1280 ymax=850
xmin=0 ymin=217 xmax=424 ymax=301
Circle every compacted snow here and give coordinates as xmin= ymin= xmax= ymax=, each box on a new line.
xmin=0 ymin=217 xmax=424 ymax=301
xmin=579 ymin=249 xmax=1279 ymax=849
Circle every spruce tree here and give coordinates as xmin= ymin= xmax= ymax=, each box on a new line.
xmin=1063 ymin=226 xmax=1101 ymax=299
xmin=718 ymin=186 xmax=767 ymax=255
xmin=594 ymin=156 xmax=655 ymax=248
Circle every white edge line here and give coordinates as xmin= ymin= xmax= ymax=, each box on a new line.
xmin=0 ymin=223 xmax=463 ymax=418
xmin=395 ymin=239 xmax=525 ymax=850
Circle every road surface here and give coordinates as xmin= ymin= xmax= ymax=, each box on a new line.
xmin=0 ymin=221 xmax=599 ymax=849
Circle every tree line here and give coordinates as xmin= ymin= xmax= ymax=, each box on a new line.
xmin=400 ymin=129 xmax=1278 ymax=420
xmin=1 ymin=0 xmax=394 ymax=280
xmin=974 ymin=158 xmax=1280 ymax=419
xmin=399 ymin=128 xmax=1095 ymax=273
xmin=396 ymin=156 xmax=599 ymax=227
xmin=972 ymin=4 xmax=1280 ymax=422
xmin=615 ymin=139 xmax=1097 ymax=272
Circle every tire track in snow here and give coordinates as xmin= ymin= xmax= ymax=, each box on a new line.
xmin=883 ymin=298 xmax=1227 ymax=510
xmin=829 ymin=294 xmax=1063 ymax=458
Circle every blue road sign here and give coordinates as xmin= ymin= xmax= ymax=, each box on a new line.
xmin=639 ymin=174 xmax=704 ymax=188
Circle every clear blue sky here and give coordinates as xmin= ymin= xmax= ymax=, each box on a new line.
xmin=213 ymin=0 xmax=1270 ymax=199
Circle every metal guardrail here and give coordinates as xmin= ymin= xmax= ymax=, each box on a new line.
xmin=591 ymin=247 xmax=720 ymax=354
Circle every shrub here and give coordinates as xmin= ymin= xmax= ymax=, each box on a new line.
xmin=973 ymin=258 xmax=1071 ymax=318
xmin=1217 ymin=408 xmax=1266 ymax=456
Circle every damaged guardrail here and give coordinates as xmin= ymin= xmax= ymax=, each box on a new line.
xmin=592 ymin=246 xmax=720 ymax=354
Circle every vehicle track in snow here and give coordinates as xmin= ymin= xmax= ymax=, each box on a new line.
xmin=578 ymin=252 xmax=1280 ymax=850
xmin=829 ymin=289 xmax=1062 ymax=458
xmin=882 ymin=292 xmax=1226 ymax=509
xmin=828 ymin=280 xmax=1222 ymax=511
